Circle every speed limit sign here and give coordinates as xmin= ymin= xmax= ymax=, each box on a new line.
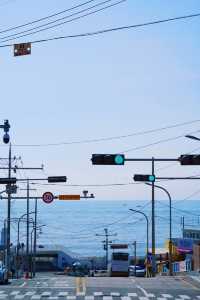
xmin=42 ymin=192 xmax=54 ymax=204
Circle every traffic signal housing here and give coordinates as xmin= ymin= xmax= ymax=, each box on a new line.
xmin=133 ymin=174 xmax=155 ymax=182
xmin=179 ymin=155 xmax=200 ymax=165
xmin=48 ymin=176 xmax=67 ymax=183
xmin=91 ymin=154 xmax=125 ymax=165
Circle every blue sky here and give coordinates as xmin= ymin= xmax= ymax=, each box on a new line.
xmin=0 ymin=0 xmax=200 ymax=200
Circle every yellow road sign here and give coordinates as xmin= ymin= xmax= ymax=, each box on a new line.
xmin=59 ymin=194 xmax=80 ymax=200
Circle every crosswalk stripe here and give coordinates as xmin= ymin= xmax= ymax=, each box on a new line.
xmin=25 ymin=292 xmax=36 ymax=296
xmin=14 ymin=296 xmax=25 ymax=299
xmin=77 ymin=292 xmax=86 ymax=296
xmin=110 ymin=293 xmax=120 ymax=297
xmin=85 ymin=297 xmax=94 ymax=300
xmin=103 ymin=297 xmax=113 ymax=300
xmin=49 ymin=298 xmax=58 ymax=300
xmin=94 ymin=292 xmax=103 ymax=297
xmin=179 ymin=296 xmax=191 ymax=300
xmin=10 ymin=292 xmax=20 ymax=296
xmin=121 ymin=297 xmax=131 ymax=300
xmin=161 ymin=295 xmax=173 ymax=298
xmin=157 ymin=298 xmax=168 ymax=300
xmin=58 ymin=292 xmax=69 ymax=297
xmin=41 ymin=292 xmax=52 ymax=297
xmin=67 ymin=296 xmax=76 ymax=300
xmin=127 ymin=293 xmax=137 ymax=297
xmin=0 ymin=296 xmax=7 ymax=299
xmin=31 ymin=296 xmax=41 ymax=300
xmin=138 ymin=297 xmax=149 ymax=300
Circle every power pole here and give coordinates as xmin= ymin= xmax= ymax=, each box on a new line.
xmin=96 ymin=228 xmax=117 ymax=271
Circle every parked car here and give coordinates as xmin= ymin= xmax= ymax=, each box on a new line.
xmin=0 ymin=261 xmax=7 ymax=284
xmin=129 ymin=265 xmax=146 ymax=277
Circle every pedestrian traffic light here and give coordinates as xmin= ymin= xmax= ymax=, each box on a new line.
xmin=179 ymin=155 xmax=200 ymax=165
xmin=133 ymin=174 xmax=155 ymax=182
xmin=14 ymin=43 xmax=31 ymax=56
xmin=91 ymin=154 xmax=125 ymax=165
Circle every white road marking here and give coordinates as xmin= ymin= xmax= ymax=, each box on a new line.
xmin=14 ymin=296 xmax=25 ymax=300
xmin=94 ymin=292 xmax=103 ymax=296
xmin=58 ymin=292 xmax=69 ymax=297
xmin=103 ymin=297 xmax=113 ymax=300
xmin=10 ymin=292 xmax=20 ymax=296
xmin=127 ymin=293 xmax=137 ymax=297
xmin=0 ymin=296 xmax=7 ymax=299
xmin=179 ymin=296 xmax=191 ymax=299
xmin=31 ymin=296 xmax=41 ymax=300
xmin=161 ymin=295 xmax=173 ymax=299
xmin=41 ymin=292 xmax=52 ymax=297
xmin=110 ymin=293 xmax=120 ymax=297
xmin=138 ymin=297 xmax=149 ymax=300
xmin=67 ymin=296 xmax=76 ymax=300
xmin=25 ymin=292 xmax=36 ymax=296
xmin=77 ymin=292 xmax=86 ymax=296
xmin=121 ymin=297 xmax=132 ymax=300
xmin=85 ymin=296 xmax=94 ymax=300
xmin=19 ymin=282 xmax=26 ymax=287
xmin=49 ymin=298 xmax=58 ymax=300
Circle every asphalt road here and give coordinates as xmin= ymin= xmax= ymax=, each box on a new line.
xmin=0 ymin=273 xmax=200 ymax=299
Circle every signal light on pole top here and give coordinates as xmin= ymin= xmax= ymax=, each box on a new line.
xmin=179 ymin=155 xmax=200 ymax=165
xmin=133 ymin=174 xmax=155 ymax=182
xmin=91 ymin=154 xmax=125 ymax=165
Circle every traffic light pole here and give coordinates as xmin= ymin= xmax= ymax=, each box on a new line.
xmin=6 ymin=144 xmax=11 ymax=280
xmin=151 ymin=158 xmax=156 ymax=277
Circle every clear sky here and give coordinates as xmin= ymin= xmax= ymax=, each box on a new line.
xmin=0 ymin=0 xmax=200 ymax=200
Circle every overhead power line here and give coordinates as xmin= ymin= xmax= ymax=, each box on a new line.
xmin=0 ymin=119 xmax=199 ymax=147
xmin=0 ymin=0 xmax=97 ymax=34
xmin=0 ymin=0 xmax=126 ymax=43
xmin=0 ymin=12 xmax=199 ymax=48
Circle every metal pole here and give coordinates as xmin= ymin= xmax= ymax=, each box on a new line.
xmin=6 ymin=143 xmax=12 ymax=280
xmin=146 ymin=183 xmax=173 ymax=276
xmin=33 ymin=198 xmax=37 ymax=277
xmin=105 ymin=228 xmax=108 ymax=271
xmin=26 ymin=179 xmax=30 ymax=278
xmin=129 ymin=209 xmax=149 ymax=262
xmin=134 ymin=241 xmax=137 ymax=276
xmin=151 ymin=157 xmax=156 ymax=277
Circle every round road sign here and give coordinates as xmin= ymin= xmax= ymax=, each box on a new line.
xmin=42 ymin=192 xmax=54 ymax=204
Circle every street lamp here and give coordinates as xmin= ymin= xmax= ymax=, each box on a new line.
xmin=145 ymin=183 xmax=173 ymax=276
xmin=129 ymin=209 xmax=149 ymax=276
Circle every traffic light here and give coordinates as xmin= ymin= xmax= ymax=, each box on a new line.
xmin=0 ymin=178 xmax=17 ymax=184
xmin=179 ymin=155 xmax=200 ymax=165
xmin=48 ymin=176 xmax=67 ymax=183
xmin=133 ymin=174 xmax=155 ymax=182
xmin=91 ymin=154 xmax=125 ymax=165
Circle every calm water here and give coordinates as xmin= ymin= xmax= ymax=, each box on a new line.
xmin=0 ymin=199 xmax=200 ymax=257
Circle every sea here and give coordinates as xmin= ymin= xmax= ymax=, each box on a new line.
xmin=0 ymin=199 xmax=200 ymax=257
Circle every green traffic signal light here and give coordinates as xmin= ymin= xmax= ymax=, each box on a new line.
xmin=148 ymin=175 xmax=155 ymax=182
xmin=114 ymin=154 xmax=124 ymax=165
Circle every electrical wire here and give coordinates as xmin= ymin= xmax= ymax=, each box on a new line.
xmin=0 ymin=0 xmax=126 ymax=43
xmin=0 ymin=12 xmax=200 ymax=48
xmin=0 ymin=0 xmax=97 ymax=34
xmin=0 ymin=119 xmax=199 ymax=148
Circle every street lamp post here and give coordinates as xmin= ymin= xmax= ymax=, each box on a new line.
xmin=129 ymin=208 xmax=149 ymax=276
xmin=146 ymin=183 xmax=173 ymax=276
xmin=129 ymin=209 xmax=149 ymax=261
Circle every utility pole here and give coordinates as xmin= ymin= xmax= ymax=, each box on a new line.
xmin=96 ymin=228 xmax=117 ymax=271
xmin=6 ymin=144 xmax=12 ymax=279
